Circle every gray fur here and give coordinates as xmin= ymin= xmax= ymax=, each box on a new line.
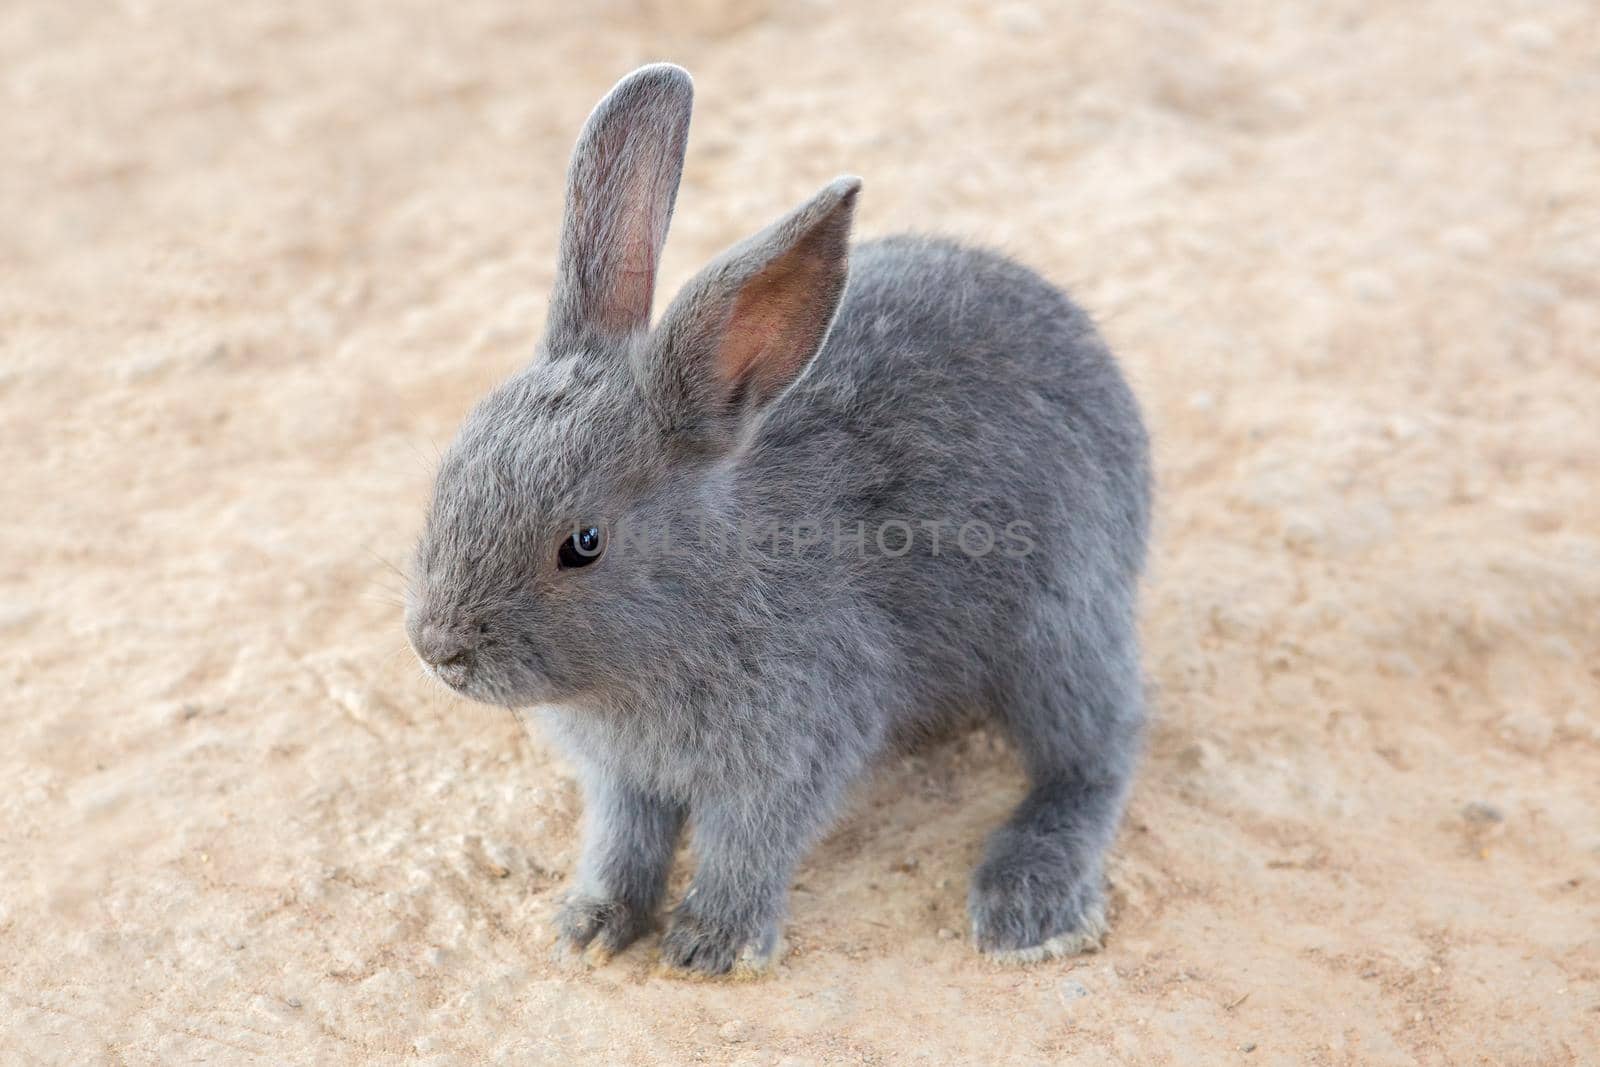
xmin=406 ymin=64 xmax=1151 ymax=976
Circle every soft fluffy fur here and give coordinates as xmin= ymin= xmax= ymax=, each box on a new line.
xmin=406 ymin=64 xmax=1151 ymax=976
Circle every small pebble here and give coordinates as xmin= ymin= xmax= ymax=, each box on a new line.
xmin=1383 ymin=416 xmax=1423 ymax=443
xmin=1376 ymin=653 xmax=1419 ymax=679
xmin=1175 ymin=739 xmax=1218 ymax=773
xmin=1059 ymin=979 xmax=1090 ymax=1002
xmin=1261 ymin=86 xmax=1308 ymax=122
xmin=718 ymin=1020 xmax=749 ymax=1043
xmin=1440 ymin=227 xmax=1491 ymax=257
xmin=0 ymin=604 xmax=41 ymax=633
xmin=1504 ymin=21 xmax=1554 ymax=51
xmin=1345 ymin=269 xmax=1396 ymax=304
xmin=1241 ymin=1042 xmax=1257 ymax=1053
xmin=1462 ymin=801 xmax=1504 ymax=824
xmin=995 ymin=3 xmax=1046 ymax=35
xmin=937 ymin=927 xmax=957 ymax=940
xmin=1282 ymin=517 xmax=1323 ymax=551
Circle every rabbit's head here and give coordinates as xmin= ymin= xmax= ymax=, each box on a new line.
xmin=405 ymin=64 xmax=859 ymax=706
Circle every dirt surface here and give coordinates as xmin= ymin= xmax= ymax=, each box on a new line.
xmin=3 ymin=1 xmax=1598 ymax=1063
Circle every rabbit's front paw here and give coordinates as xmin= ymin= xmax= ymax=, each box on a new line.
xmin=968 ymin=850 xmax=1107 ymax=964
xmin=554 ymin=895 xmax=653 ymax=962
xmin=659 ymin=904 xmax=780 ymax=978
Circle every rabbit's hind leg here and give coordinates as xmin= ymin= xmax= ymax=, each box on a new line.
xmin=967 ymin=598 xmax=1143 ymax=962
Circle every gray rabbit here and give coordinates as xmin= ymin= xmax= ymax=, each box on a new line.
xmin=405 ymin=64 xmax=1150 ymax=975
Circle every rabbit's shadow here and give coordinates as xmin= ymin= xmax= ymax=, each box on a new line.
xmin=759 ymin=728 xmax=1027 ymax=951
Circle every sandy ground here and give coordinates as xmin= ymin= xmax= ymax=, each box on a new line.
xmin=2 ymin=1 xmax=1598 ymax=1063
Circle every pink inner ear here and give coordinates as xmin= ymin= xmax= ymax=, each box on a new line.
xmin=595 ymin=168 xmax=665 ymax=335
xmin=715 ymin=248 xmax=839 ymax=404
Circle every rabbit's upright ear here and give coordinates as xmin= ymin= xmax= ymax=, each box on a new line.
xmin=648 ymin=177 xmax=860 ymax=439
xmin=549 ymin=64 xmax=693 ymax=343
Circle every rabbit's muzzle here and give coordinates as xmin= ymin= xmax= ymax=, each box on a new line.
xmin=407 ymin=614 xmax=478 ymax=691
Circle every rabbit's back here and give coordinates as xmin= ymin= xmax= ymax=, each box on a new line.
xmin=745 ymin=235 xmax=1150 ymax=730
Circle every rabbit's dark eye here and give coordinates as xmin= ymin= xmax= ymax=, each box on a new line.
xmin=558 ymin=525 xmax=604 ymax=569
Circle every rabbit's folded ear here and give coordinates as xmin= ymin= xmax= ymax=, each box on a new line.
xmin=548 ymin=64 xmax=693 ymax=343
xmin=647 ymin=176 xmax=861 ymax=439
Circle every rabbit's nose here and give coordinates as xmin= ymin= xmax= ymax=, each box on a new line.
xmin=413 ymin=622 xmax=476 ymax=687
